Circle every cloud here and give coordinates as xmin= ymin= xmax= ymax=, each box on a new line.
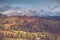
xmin=0 ymin=5 xmax=12 ymax=12
xmin=1 ymin=9 xmax=39 ymax=16
xmin=1 ymin=8 xmax=60 ymax=16
xmin=48 ymin=2 xmax=59 ymax=10
xmin=48 ymin=1 xmax=60 ymax=12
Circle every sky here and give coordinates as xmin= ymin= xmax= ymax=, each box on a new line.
xmin=0 ymin=0 xmax=60 ymax=9
xmin=0 ymin=0 xmax=60 ymax=16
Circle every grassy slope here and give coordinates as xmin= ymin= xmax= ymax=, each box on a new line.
xmin=0 ymin=16 xmax=60 ymax=40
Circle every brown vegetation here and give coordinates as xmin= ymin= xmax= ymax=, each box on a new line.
xmin=0 ymin=16 xmax=60 ymax=40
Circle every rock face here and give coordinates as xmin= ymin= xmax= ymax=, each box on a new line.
xmin=0 ymin=16 xmax=60 ymax=40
